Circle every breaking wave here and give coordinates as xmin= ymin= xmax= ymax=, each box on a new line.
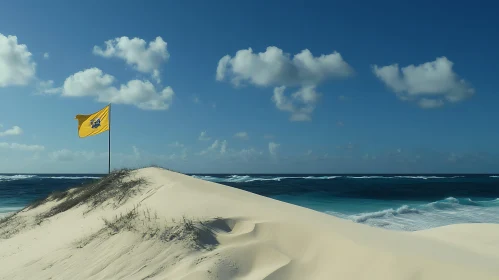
xmin=0 ymin=175 xmax=101 ymax=181
xmin=328 ymin=197 xmax=499 ymax=231
xmin=40 ymin=176 xmax=102 ymax=180
xmin=346 ymin=175 xmax=465 ymax=179
xmin=192 ymin=174 xmax=466 ymax=183
xmin=352 ymin=205 xmax=420 ymax=223
xmin=191 ymin=175 xmax=308 ymax=183
xmin=0 ymin=175 xmax=37 ymax=181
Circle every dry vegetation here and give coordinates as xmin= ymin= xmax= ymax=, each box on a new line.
xmin=1 ymin=168 xmax=147 ymax=239
xmin=0 ymin=216 xmax=27 ymax=239
xmin=2 ymin=167 xmax=218 ymax=253
xmin=76 ymin=205 xmax=219 ymax=251
xmin=32 ymin=168 xmax=146 ymax=218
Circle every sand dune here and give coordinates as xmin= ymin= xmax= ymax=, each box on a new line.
xmin=1 ymin=167 xmax=498 ymax=279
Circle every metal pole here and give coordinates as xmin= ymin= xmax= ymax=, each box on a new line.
xmin=108 ymin=104 xmax=111 ymax=174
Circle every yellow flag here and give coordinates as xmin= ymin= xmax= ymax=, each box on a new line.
xmin=75 ymin=105 xmax=110 ymax=138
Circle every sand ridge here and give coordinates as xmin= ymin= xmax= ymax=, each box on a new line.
xmin=0 ymin=167 xmax=498 ymax=279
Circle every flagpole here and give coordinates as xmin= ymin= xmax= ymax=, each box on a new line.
xmin=108 ymin=103 xmax=111 ymax=174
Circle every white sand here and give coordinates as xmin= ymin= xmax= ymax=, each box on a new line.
xmin=0 ymin=167 xmax=498 ymax=279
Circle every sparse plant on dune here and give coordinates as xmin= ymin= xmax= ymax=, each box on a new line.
xmin=74 ymin=205 xmax=219 ymax=251
xmin=33 ymin=168 xmax=147 ymax=219
xmin=2 ymin=166 xmax=194 ymax=242
xmin=102 ymin=205 xmax=140 ymax=234
xmin=0 ymin=216 xmax=27 ymax=239
xmin=0 ymin=216 xmax=9 ymax=226
xmin=1 ymin=169 xmax=147 ymax=239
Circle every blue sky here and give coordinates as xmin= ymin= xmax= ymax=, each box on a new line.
xmin=0 ymin=0 xmax=498 ymax=174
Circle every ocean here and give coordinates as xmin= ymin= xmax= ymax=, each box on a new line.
xmin=1 ymin=173 xmax=499 ymax=231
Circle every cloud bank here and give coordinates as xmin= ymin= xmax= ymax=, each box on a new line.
xmin=217 ymin=46 xmax=354 ymax=121
xmin=0 ymin=33 xmax=36 ymax=87
xmin=93 ymin=36 xmax=169 ymax=83
xmin=372 ymin=57 xmax=474 ymax=108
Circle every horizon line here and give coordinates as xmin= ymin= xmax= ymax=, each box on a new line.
xmin=1 ymin=172 xmax=499 ymax=176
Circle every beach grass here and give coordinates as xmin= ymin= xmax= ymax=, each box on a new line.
xmin=19 ymin=168 xmax=145 ymax=220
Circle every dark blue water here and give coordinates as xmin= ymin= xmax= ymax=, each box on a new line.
xmin=192 ymin=174 xmax=499 ymax=231
xmin=2 ymin=173 xmax=499 ymax=231
xmin=0 ymin=174 xmax=102 ymax=214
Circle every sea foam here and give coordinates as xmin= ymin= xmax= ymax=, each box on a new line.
xmin=0 ymin=175 xmax=37 ymax=181
xmin=327 ymin=196 xmax=499 ymax=231
xmin=192 ymin=174 xmax=467 ymax=183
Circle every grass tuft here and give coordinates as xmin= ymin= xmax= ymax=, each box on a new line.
xmin=75 ymin=206 xmax=218 ymax=251
xmin=49 ymin=190 xmax=71 ymax=201
xmin=0 ymin=216 xmax=27 ymax=239
xmin=102 ymin=205 xmax=139 ymax=234
xmin=21 ymin=168 xmax=147 ymax=219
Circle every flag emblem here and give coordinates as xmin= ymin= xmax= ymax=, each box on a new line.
xmin=91 ymin=118 xmax=101 ymax=129
xmin=75 ymin=105 xmax=110 ymax=138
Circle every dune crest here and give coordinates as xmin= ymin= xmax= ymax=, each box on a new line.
xmin=0 ymin=167 xmax=498 ymax=280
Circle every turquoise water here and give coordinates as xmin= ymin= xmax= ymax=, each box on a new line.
xmin=194 ymin=174 xmax=499 ymax=231
xmin=2 ymin=173 xmax=499 ymax=231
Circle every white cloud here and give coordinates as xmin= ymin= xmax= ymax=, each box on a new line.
xmin=198 ymin=131 xmax=211 ymax=141
xmin=0 ymin=126 xmax=22 ymax=136
xmin=49 ymin=149 xmax=97 ymax=161
xmin=208 ymin=140 xmax=220 ymax=151
xmin=61 ymin=68 xmax=174 ymax=110
xmin=418 ymin=98 xmax=444 ymax=109
xmin=132 ymin=145 xmax=140 ymax=159
xmin=169 ymin=141 xmax=184 ymax=148
xmin=168 ymin=148 xmax=188 ymax=161
xmin=198 ymin=144 xmax=263 ymax=162
xmin=63 ymin=67 xmax=114 ymax=95
xmin=199 ymin=139 xmax=227 ymax=155
xmin=36 ymin=80 xmax=61 ymax=95
xmin=167 ymin=142 xmax=187 ymax=161
xmin=216 ymin=47 xmax=353 ymax=87
xmin=191 ymin=96 xmax=214 ymax=107
xmin=43 ymin=52 xmax=49 ymax=59
xmin=232 ymin=148 xmax=262 ymax=162
xmin=93 ymin=36 xmax=169 ymax=83
xmin=272 ymin=86 xmax=320 ymax=121
xmin=264 ymin=134 xmax=274 ymax=139
xmin=199 ymin=140 xmax=218 ymax=155
xmin=0 ymin=142 xmax=44 ymax=151
xmin=268 ymin=142 xmax=280 ymax=157
xmin=372 ymin=57 xmax=474 ymax=108
xmin=0 ymin=33 xmax=36 ymax=87
xmin=49 ymin=149 xmax=75 ymax=161
xmin=216 ymin=55 xmax=231 ymax=81
xmin=217 ymin=46 xmax=352 ymax=120
xmin=234 ymin=131 xmax=249 ymax=140
xmin=220 ymin=140 xmax=227 ymax=154
xmin=336 ymin=121 xmax=344 ymax=127
xmin=45 ymin=37 xmax=174 ymax=110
